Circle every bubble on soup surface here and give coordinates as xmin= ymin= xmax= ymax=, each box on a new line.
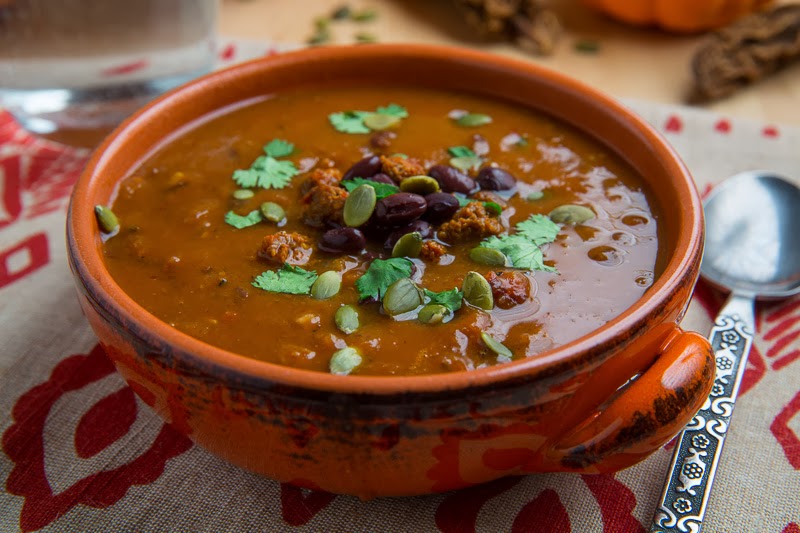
xmin=634 ymin=270 xmax=654 ymax=288
xmin=611 ymin=231 xmax=637 ymax=246
xmin=588 ymin=245 xmax=625 ymax=267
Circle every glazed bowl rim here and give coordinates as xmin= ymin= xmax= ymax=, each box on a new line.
xmin=67 ymin=43 xmax=703 ymax=395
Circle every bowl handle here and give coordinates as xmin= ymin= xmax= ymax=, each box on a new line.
xmin=545 ymin=327 xmax=715 ymax=473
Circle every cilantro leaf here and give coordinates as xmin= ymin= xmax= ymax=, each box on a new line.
xmin=329 ymin=105 xmax=409 ymax=134
xmin=376 ymin=103 xmax=408 ymax=118
xmin=233 ymin=156 xmax=298 ymax=189
xmin=424 ymin=288 xmax=463 ymax=312
xmin=516 ymin=214 xmax=560 ymax=245
xmin=224 ymin=210 xmax=263 ymax=229
xmin=252 ymin=264 xmax=318 ymax=294
xmin=482 ymin=234 xmax=554 ymax=271
xmin=329 ymin=111 xmax=371 ymax=134
xmin=478 ymin=214 xmax=560 ymax=271
xmin=341 ymin=177 xmax=399 ymax=199
xmin=355 ymin=258 xmax=413 ymax=301
xmin=448 ymin=145 xmax=477 ymax=158
xmin=454 ymin=194 xmax=503 ymax=215
xmin=483 ymin=201 xmax=503 ymax=216
xmin=264 ymin=139 xmax=294 ymax=158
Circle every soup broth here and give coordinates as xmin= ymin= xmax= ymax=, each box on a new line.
xmin=102 ymin=86 xmax=660 ymax=376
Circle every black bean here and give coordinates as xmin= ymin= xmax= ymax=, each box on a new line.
xmin=318 ymin=227 xmax=366 ymax=254
xmin=428 ymin=165 xmax=477 ymax=194
xmin=423 ymin=192 xmax=460 ymax=224
xmin=343 ymin=155 xmax=382 ymax=181
xmin=476 ymin=166 xmax=516 ymax=191
xmin=373 ymin=192 xmax=427 ymax=227
xmin=384 ymin=220 xmax=432 ymax=249
xmin=366 ymin=173 xmax=395 ymax=185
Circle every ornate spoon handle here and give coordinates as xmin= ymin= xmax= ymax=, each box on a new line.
xmin=651 ymin=294 xmax=754 ymax=533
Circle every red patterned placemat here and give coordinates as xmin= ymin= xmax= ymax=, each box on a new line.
xmin=1 ymin=46 xmax=798 ymax=532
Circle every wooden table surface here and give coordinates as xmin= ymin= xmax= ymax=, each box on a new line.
xmin=219 ymin=0 xmax=800 ymax=126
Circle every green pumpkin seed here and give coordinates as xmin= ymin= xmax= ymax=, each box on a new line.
xmin=456 ymin=113 xmax=492 ymax=127
xmin=418 ymin=304 xmax=449 ymax=325
xmin=233 ymin=189 xmax=255 ymax=200
xmin=480 ymin=332 xmax=513 ymax=360
xmin=399 ymin=175 xmax=440 ymax=195
xmin=329 ymin=346 xmax=362 ymax=375
xmin=311 ymin=271 xmax=341 ymax=300
xmin=363 ymin=112 xmax=401 ymax=131
xmin=462 ymin=271 xmax=493 ymax=310
xmin=526 ymin=191 xmax=544 ymax=201
xmin=94 ymin=205 xmax=119 ymax=234
xmin=449 ymin=155 xmax=483 ymax=172
xmin=343 ymin=183 xmax=377 ymax=227
xmin=382 ymin=277 xmax=423 ymax=316
xmin=391 ymin=232 xmax=423 ymax=258
xmin=549 ymin=204 xmax=595 ymax=224
xmin=334 ymin=305 xmax=359 ymax=334
xmin=260 ymin=201 xmax=286 ymax=223
xmin=469 ymin=246 xmax=507 ymax=267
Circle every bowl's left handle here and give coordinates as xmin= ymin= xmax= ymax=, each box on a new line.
xmin=546 ymin=328 xmax=715 ymax=472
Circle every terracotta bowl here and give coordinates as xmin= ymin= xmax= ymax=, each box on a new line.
xmin=67 ymin=44 xmax=714 ymax=498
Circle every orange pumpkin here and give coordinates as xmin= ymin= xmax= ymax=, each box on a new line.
xmin=582 ymin=0 xmax=775 ymax=32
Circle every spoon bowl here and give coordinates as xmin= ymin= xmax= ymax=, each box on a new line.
xmin=652 ymin=170 xmax=800 ymax=532
xmin=702 ymin=171 xmax=800 ymax=299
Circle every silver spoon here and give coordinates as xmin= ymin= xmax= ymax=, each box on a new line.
xmin=651 ymin=170 xmax=800 ymax=533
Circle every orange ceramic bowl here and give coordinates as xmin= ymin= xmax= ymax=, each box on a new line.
xmin=67 ymin=44 xmax=714 ymax=498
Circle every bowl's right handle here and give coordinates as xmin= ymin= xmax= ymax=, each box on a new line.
xmin=545 ymin=328 xmax=715 ymax=473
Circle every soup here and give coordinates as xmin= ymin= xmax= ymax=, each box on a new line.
xmin=101 ymin=86 xmax=660 ymax=376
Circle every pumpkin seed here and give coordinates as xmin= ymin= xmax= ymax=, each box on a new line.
xmin=526 ymin=191 xmax=544 ymax=201
xmin=462 ymin=271 xmax=493 ymax=310
xmin=329 ymin=346 xmax=362 ymax=375
xmin=449 ymin=155 xmax=483 ymax=172
xmin=456 ymin=113 xmax=492 ymax=127
xmin=480 ymin=332 xmax=513 ymax=360
xmin=363 ymin=112 xmax=401 ymax=131
xmin=233 ymin=189 xmax=255 ymax=200
xmin=549 ymin=204 xmax=595 ymax=224
xmin=469 ymin=246 xmax=507 ymax=267
xmin=311 ymin=271 xmax=341 ymax=300
xmin=382 ymin=277 xmax=423 ymax=316
xmin=260 ymin=201 xmax=285 ymax=223
xmin=94 ymin=205 xmax=119 ymax=234
xmin=399 ymin=175 xmax=440 ymax=195
xmin=391 ymin=231 xmax=423 ymax=258
xmin=334 ymin=305 xmax=359 ymax=334
xmin=418 ymin=304 xmax=449 ymax=325
xmin=343 ymin=183 xmax=377 ymax=227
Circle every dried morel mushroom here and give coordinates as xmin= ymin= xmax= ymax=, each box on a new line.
xmin=691 ymin=4 xmax=800 ymax=101
xmin=453 ymin=0 xmax=562 ymax=55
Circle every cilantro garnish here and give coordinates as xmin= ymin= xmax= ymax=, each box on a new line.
xmin=454 ymin=194 xmax=503 ymax=215
xmin=376 ymin=103 xmax=408 ymax=118
xmin=329 ymin=104 xmax=408 ymax=134
xmin=355 ymin=258 xmax=413 ymax=301
xmin=224 ymin=210 xmax=263 ymax=229
xmin=448 ymin=146 xmax=476 ymax=158
xmin=424 ymin=288 xmax=463 ymax=312
xmin=264 ymin=139 xmax=295 ymax=158
xmin=329 ymin=111 xmax=371 ymax=134
xmin=341 ymin=177 xmax=399 ymax=199
xmin=480 ymin=214 xmax=559 ymax=271
xmin=448 ymin=145 xmax=483 ymax=172
xmin=252 ymin=264 xmax=318 ymax=294
xmin=232 ymin=139 xmax=299 ymax=190
xmin=516 ymin=214 xmax=560 ymax=245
